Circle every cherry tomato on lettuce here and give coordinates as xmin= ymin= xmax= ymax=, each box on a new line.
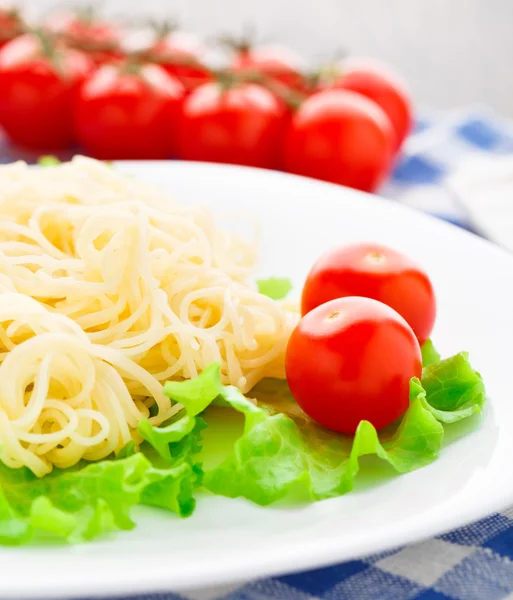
xmin=179 ymin=81 xmax=289 ymax=169
xmin=75 ymin=62 xmax=186 ymax=160
xmin=0 ymin=33 xmax=93 ymax=150
xmin=301 ymin=242 xmax=436 ymax=345
xmin=283 ymin=89 xmax=395 ymax=192
xmin=324 ymin=59 xmax=412 ymax=150
xmin=286 ymin=296 xmax=422 ymax=434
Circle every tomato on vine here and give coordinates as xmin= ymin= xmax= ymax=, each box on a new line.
xmin=231 ymin=44 xmax=307 ymax=93
xmin=75 ymin=61 xmax=186 ymax=159
xmin=147 ymin=25 xmax=211 ymax=92
xmin=45 ymin=7 xmax=123 ymax=65
xmin=283 ymin=89 xmax=395 ymax=192
xmin=319 ymin=59 xmax=412 ymax=150
xmin=179 ymin=80 xmax=289 ymax=169
xmin=0 ymin=32 xmax=93 ymax=150
xmin=0 ymin=7 xmax=24 ymax=49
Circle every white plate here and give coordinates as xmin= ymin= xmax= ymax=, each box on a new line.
xmin=0 ymin=162 xmax=510 ymax=599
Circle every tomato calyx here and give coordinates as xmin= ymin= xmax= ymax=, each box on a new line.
xmin=212 ymin=68 xmax=303 ymax=108
xmin=148 ymin=18 xmax=179 ymax=42
xmin=48 ymin=6 xmax=122 ymax=55
xmin=139 ymin=40 xmax=305 ymax=109
xmin=215 ymin=67 xmax=305 ymax=109
xmin=144 ymin=49 xmax=206 ymax=71
xmin=300 ymin=49 xmax=348 ymax=92
xmin=303 ymin=57 xmax=349 ymax=92
xmin=60 ymin=36 xmax=121 ymax=55
xmin=0 ymin=7 xmax=24 ymax=43
xmin=108 ymin=56 xmax=172 ymax=85
xmin=247 ymin=70 xmax=306 ymax=111
xmin=215 ymin=70 xmax=240 ymax=91
xmin=22 ymin=28 xmax=70 ymax=79
xmin=32 ymin=28 xmax=58 ymax=59
xmin=70 ymin=4 xmax=99 ymax=28
xmin=119 ymin=58 xmax=144 ymax=76
xmin=65 ymin=38 xmax=120 ymax=55
xmin=217 ymin=25 xmax=259 ymax=57
xmin=311 ymin=64 xmax=340 ymax=89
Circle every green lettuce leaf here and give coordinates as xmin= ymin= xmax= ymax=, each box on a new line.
xmin=202 ymin=378 xmax=443 ymax=505
xmin=137 ymin=362 xmax=221 ymax=461
xmin=136 ymin=367 xmax=219 ymax=512
xmin=37 ymin=155 xmax=61 ymax=166
xmin=256 ymin=277 xmax=293 ymax=300
xmin=151 ymin=352 xmax=484 ymax=506
xmin=0 ymin=427 xmax=203 ymax=544
xmin=0 ymin=454 xmax=151 ymax=545
xmin=0 ymin=364 xmax=215 ymax=545
xmin=421 ymin=352 xmax=486 ymax=423
xmin=117 ymin=440 xmax=136 ymax=458
xmin=138 ymin=415 xmax=205 ymax=517
xmin=421 ymin=339 xmax=441 ymax=367
xmin=0 ymin=344 xmax=486 ymax=545
xmin=141 ymin=454 xmax=202 ymax=517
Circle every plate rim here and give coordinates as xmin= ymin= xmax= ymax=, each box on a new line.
xmin=1 ymin=482 xmax=509 ymax=600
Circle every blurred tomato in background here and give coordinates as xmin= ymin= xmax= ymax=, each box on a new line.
xmin=284 ymin=89 xmax=395 ymax=191
xmin=231 ymin=43 xmax=307 ymax=94
xmin=180 ymin=81 xmax=289 ymax=168
xmin=0 ymin=3 xmax=415 ymax=193
xmin=0 ymin=7 xmax=23 ymax=49
xmin=45 ymin=7 xmax=123 ymax=65
xmin=146 ymin=28 xmax=212 ymax=92
xmin=75 ymin=62 xmax=186 ymax=159
xmin=0 ymin=33 xmax=93 ymax=150
xmin=319 ymin=59 xmax=412 ymax=150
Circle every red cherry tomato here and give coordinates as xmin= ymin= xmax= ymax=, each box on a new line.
xmin=286 ymin=296 xmax=422 ymax=434
xmin=284 ymin=89 xmax=395 ymax=192
xmin=75 ymin=62 xmax=186 ymax=160
xmin=179 ymin=82 xmax=288 ymax=169
xmin=0 ymin=34 xmax=93 ymax=150
xmin=328 ymin=60 xmax=412 ymax=150
xmin=301 ymin=243 xmax=436 ymax=345
xmin=148 ymin=31 xmax=211 ymax=92
xmin=46 ymin=12 xmax=123 ymax=65
xmin=232 ymin=45 xmax=306 ymax=93
xmin=0 ymin=8 xmax=24 ymax=49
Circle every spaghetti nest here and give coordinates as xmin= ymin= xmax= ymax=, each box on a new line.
xmin=0 ymin=157 xmax=295 ymax=476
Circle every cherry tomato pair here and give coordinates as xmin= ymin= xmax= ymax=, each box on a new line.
xmin=286 ymin=243 xmax=436 ymax=435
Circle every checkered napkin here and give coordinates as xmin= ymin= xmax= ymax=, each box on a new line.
xmin=382 ymin=106 xmax=513 ymax=234
xmin=2 ymin=109 xmax=513 ymax=600
xmin=84 ymin=508 xmax=513 ymax=600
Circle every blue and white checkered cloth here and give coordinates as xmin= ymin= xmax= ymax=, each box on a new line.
xmin=381 ymin=105 xmax=513 ymax=236
xmin=3 ymin=107 xmax=513 ymax=600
